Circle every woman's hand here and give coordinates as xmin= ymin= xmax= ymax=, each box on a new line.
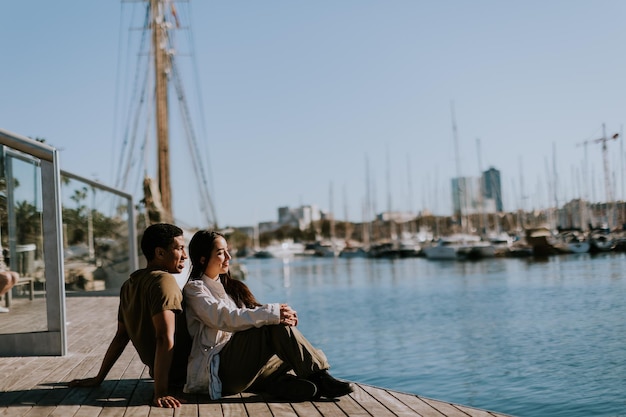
xmin=279 ymin=304 xmax=298 ymax=326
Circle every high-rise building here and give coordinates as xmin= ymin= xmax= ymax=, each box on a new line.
xmin=452 ymin=167 xmax=503 ymax=218
xmin=482 ymin=167 xmax=503 ymax=212
xmin=451 ymin=176 xmax=480 ymax=217
xmin=278 ymin=205 xmax=321 ymax=230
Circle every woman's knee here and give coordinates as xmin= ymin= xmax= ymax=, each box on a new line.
xmin=267 ymin=324 xmax=289 ymax=335
xmin=267 ymin=324 xmax=303 ymax=341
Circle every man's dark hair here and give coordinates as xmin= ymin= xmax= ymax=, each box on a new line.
xmin=141 ymin=223 xmax=184 ymax=261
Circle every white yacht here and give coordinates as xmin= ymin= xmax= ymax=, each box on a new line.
xmin=423 ymin=234 xmax=495 ymax=260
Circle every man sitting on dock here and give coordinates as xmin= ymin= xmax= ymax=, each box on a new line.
xmin=69 ymin=223 xmax=191 ymax=408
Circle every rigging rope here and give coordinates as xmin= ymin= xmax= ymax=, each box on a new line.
xmin=115 ymin=0 xmax=219 ymax=227
xmin=115 ymin=4 xmax=151 ymax=191
xmin=171 ymin=58 xmax=218 ymax=228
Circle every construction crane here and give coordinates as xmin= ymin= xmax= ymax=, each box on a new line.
xmin=577 ymin=124 xmax=619 ymax=226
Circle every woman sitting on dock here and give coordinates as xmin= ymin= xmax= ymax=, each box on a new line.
xmin=183 ymin=230 xmax=353 ymax=402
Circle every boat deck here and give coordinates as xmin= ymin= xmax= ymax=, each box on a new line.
xmin=0 ymin=296 xmax=513 ymax=417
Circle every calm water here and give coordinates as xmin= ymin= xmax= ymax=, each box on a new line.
xmin=240 ymin=253 xmax=626 ymax=417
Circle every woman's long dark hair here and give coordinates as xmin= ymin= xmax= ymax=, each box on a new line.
xmin=188 ymin=230 xmax=261 ymax=308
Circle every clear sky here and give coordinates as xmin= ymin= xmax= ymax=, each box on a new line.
xmin=3 ymin=1 xmax=626 ymax=229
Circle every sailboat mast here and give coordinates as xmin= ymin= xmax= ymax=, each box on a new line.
xmin=151 ymin=0 xmax=172 ymax=220
xmin=476 ymin=138 xmax=487 ymax=235
xmin=451 ymin=102 xmax=466 ymax=232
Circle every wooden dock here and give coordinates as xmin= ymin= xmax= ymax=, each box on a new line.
xmin=0 ymin=296 xmax=514 ymax=417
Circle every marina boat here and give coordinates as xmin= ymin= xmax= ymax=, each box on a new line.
xmin=524 ymin=226 xmax=569 ymax=256
xmin=338 ymin=245 xmax=368 ymax=258
xmin=559 ymin=231 xmax=590 ymax=254
xmin=460 ymin=241 xmax=496 ymax=259
xmin=308 ymin=240 xmax=344 ymax=257
xmin=253 ymin=240 xmax=306 ymax=258
xmin=422 ymin=234 xmax=490 ymax=260
xmin=588 ymin=228 xmax=615 ymax=253
xmin=396 ymin=235 xmax=421 ymax=257
xmin=506 ymin=240 xmax=534 ymax=257
xmin=338 ymin=240 xmax=368 ymax=258
xmin=422 ymin=239 xmax=461 ymax=260
xmin=367 ymin=241 xmax=397 ymax=258
xmin=567 ymin=240 xmax=590 ymax=254
xmin=525 ymin=227 xmax=594 ymax=255
xmin=366 ymin=232 xmax=421 ymax=259
xmin=485 ymin=232 xmax=514 ymax=256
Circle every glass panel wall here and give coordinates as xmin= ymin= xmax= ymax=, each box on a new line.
xmin=0 ymin=128 xmax=137 ymax=355
xmin=1 ymin=150 xmax=47 ymax=334
xmin=61 ymin=174 xmax=136 ymax=295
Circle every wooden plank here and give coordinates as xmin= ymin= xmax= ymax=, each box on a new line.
xmin=388 ymin=391 xmax=448 ymax=417
xmin=0 ymin=405 xmax=33 ymax=417
xmin=172 ymin=400 xmax=198 ymax=417
xmin=290 ymin=401 xmax=323 ymax=417
xmin=308 ymin=400 xmax=343 ymax=417
xmin=220 ymin=393 xmax=250 ymax=417
xmin=123 ymin=368 xmax=153 ymax=417
xmin=333 ymin=390 xmax=375 ymax=417
xmin=264 ymin=401 xmax=298 ymax=417
xmin=145 ymin=404 xmax=175 ymax=417
xmin=454 ymin=403 xmax=513 ymax=417
xmin=239 ymin=393 xmax=273 ymax=417
xmin=69 ymin=405 xmax=105 ymax=417
xmin=20 ymin=406 xmax=58 ymax=417
xmin=0 ymin=297 xmax=47 ymax=333
xmin=48 ymin=405 xmax=80 ymax=417
xmin=359 ymin=384 xmax=425 ymax=416
xmin=197 ymin=403 xmax=223 ymax=417
xmin=420 ymin=397 xmax=489 ymax=417
xmin=347 ymin=384 xmax=398 ymax=417
xmin=0 ymin=356 xmax=74 ymax=417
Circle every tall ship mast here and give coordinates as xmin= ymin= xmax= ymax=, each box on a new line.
xmin=116 ymin=0 xmax=218 ymax=228
xmin=151 ymin=0 xmax=173 ymax=220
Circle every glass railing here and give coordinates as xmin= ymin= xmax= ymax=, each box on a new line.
xmin=60 ymin=171 xmax=137 ymax=296
xmin=0 ymin=128 xmax=137 ymax=355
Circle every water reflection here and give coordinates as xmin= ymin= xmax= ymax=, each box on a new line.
xmin=281 ymin=257 xmax=291 ymax=289
xmin=241 ymin=254 xmax=626 ymax=417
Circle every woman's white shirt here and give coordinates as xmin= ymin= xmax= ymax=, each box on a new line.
xmin=183 ymin=274 xmax=280 ymax=398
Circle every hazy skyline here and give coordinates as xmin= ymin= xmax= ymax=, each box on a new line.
xmin=3 ymin=1 xmax=626 ymax=228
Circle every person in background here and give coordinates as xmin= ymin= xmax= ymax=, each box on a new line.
xmin=183 ymin=230 xmax=353 ymax=402
xmin=69 ymin=223 xmax=191 ymax=408
xmin=0 ymin=247 xmax=19 ymax=313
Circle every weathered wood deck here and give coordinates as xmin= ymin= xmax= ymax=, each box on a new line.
xmin=0 ymin=296 xmax=514 ymax=417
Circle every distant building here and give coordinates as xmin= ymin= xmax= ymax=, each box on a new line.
xmin=376 ymin=211 xmax=414 ymax=223
xmin=451 ymin=176 xmax=481 ymax=217
xmin=258 ymin=221 xmax=280 ymax=234
xmin=482 ymin=167 xmax=503 ymax=212
xmin=452 ymin=168 xmax=503 ymax=217
xmin=277 ymin=205 xmax=322 ymax=230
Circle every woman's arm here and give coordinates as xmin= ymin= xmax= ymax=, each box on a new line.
xmin=185 ymin=282 xmax=280 ymax=331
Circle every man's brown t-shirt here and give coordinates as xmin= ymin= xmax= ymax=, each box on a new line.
xmin=118 ymin=269 xmax=188 ymax=382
